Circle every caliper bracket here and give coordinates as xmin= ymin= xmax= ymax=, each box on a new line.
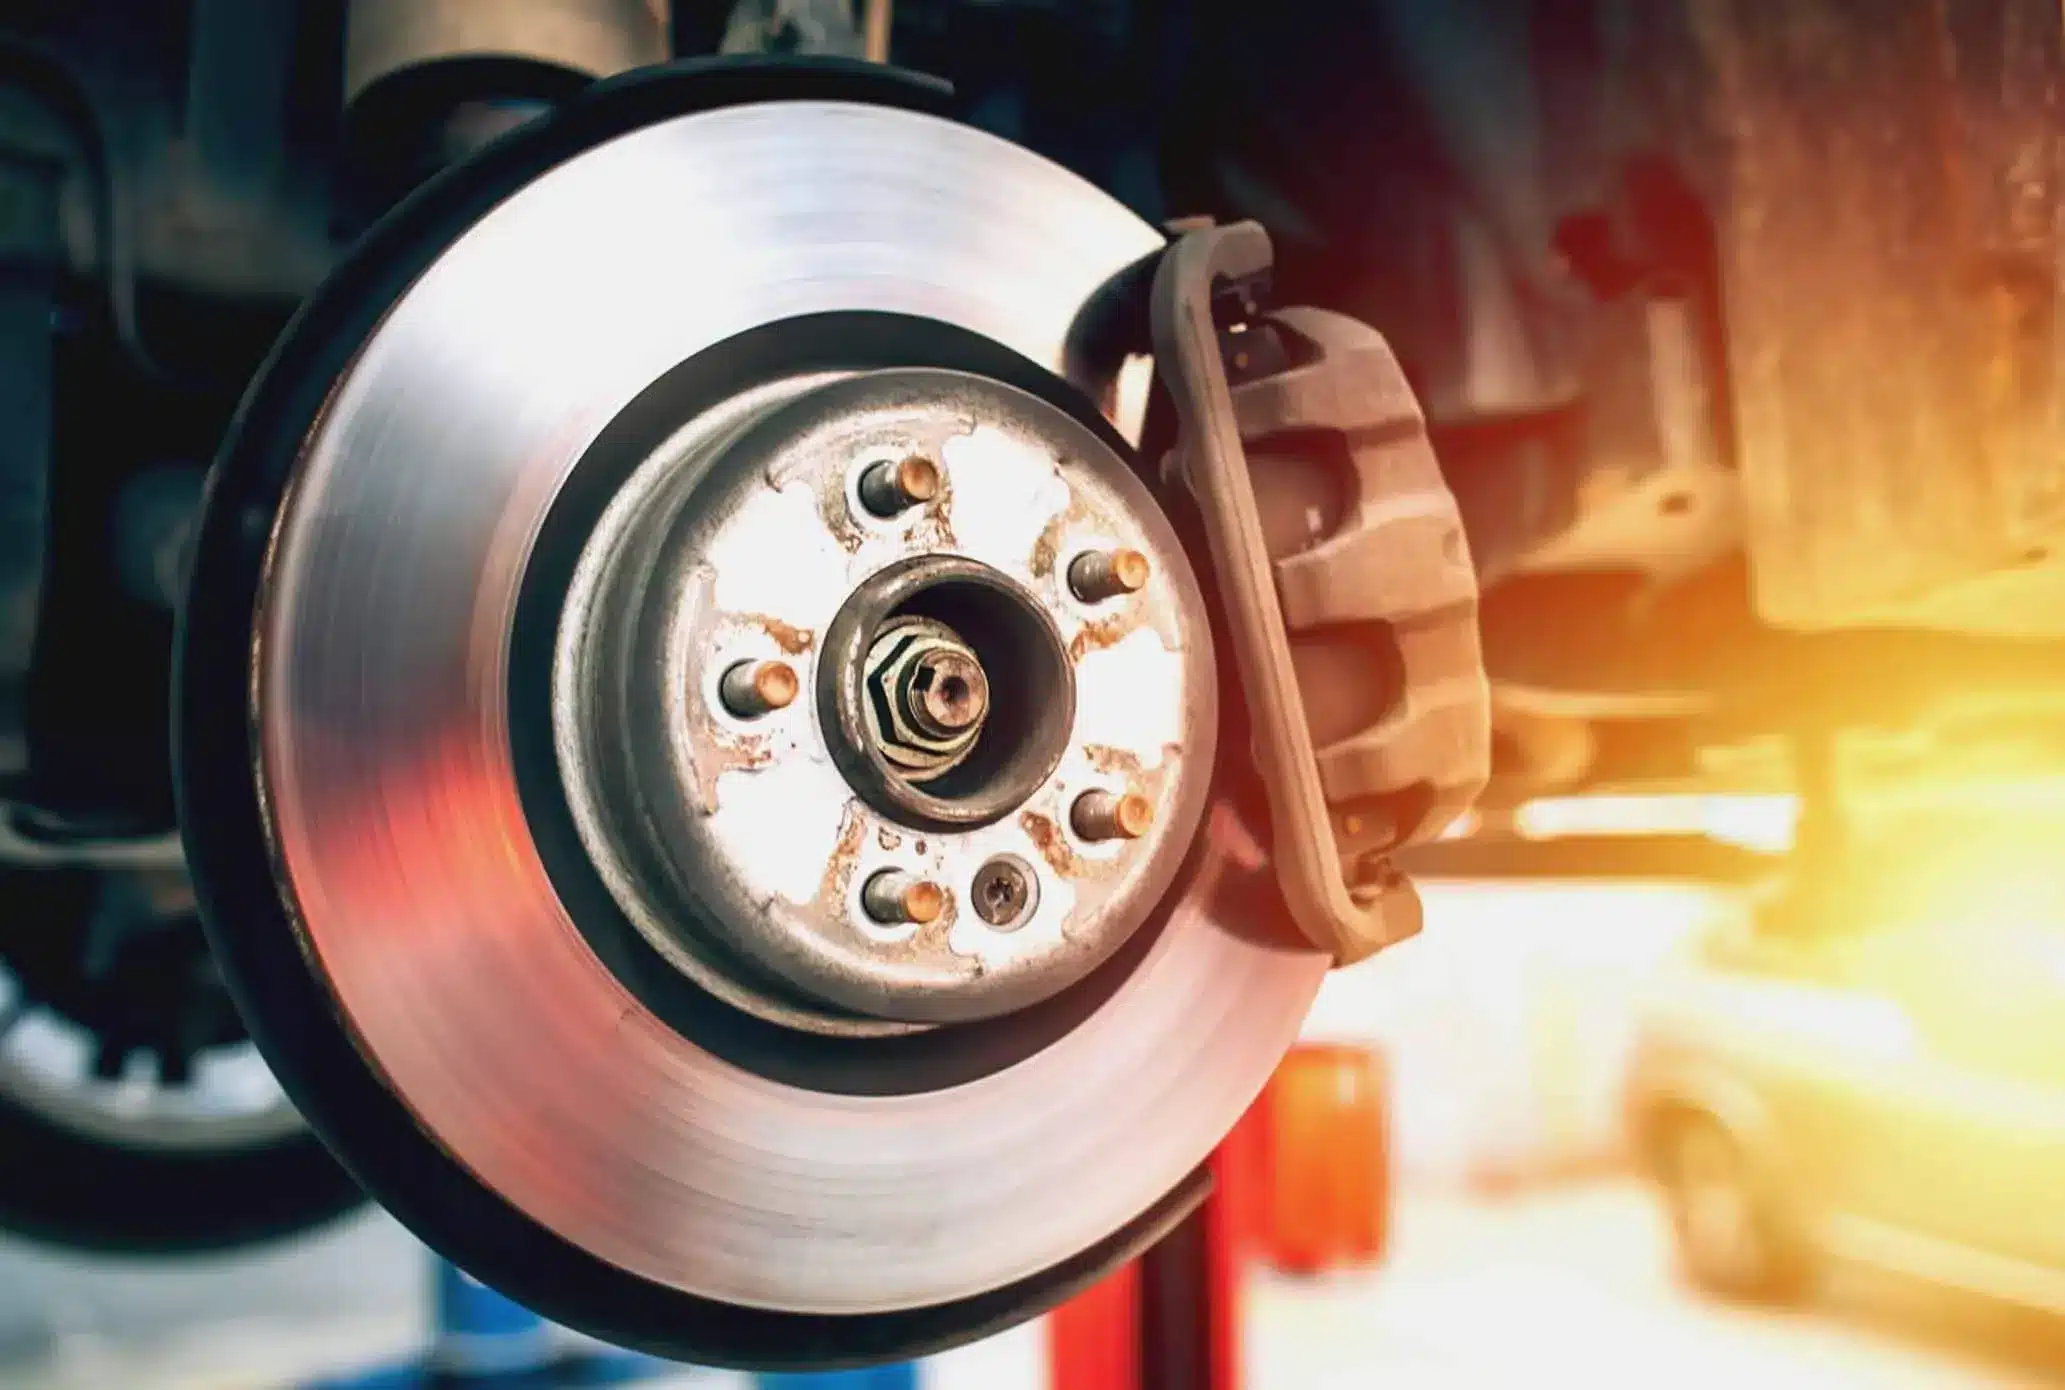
xmin=1150 ymin=222 xmax=1490 ymax=963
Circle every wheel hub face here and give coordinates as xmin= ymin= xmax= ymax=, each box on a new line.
xmin=241 ymin=97 xmax=1328 ymax=1319
xmin=556 ymin=365 xmax=1217 ymax=1029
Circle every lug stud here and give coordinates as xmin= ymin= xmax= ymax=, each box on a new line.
xmin=1073 ymin=784 xmax=1156 ymax=838
xmin=858 ymin=455 xmax=941 ymax=517
xmin=1067 ymin=548 xmax=1150 ymax=603
xmin=718 ymin=660 xmax=798 ymax=718
xmin=862 ymin=870 xmax=946 ymax=926
xmin=1071 ymin=789 xmax=1155 ymax=842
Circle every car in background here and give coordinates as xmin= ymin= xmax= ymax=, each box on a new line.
xmin=1625 ymin=809 xmax=2065 ymax=1315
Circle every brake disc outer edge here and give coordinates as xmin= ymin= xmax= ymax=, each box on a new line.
xmin=176 ymin=58 xmax=1213 ymax=1367
xmin=179 ymin=58 xmax=1322 ymax=1362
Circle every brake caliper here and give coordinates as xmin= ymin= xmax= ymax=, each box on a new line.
xmin=1152 ymin=222 xmax=1490 ymax=963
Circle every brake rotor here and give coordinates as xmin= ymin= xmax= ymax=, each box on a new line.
xmin=178 ymin=62 xmax=1326 ymax=1364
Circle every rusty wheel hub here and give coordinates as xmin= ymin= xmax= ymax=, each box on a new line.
xmin=556 ymin=367 xmax=1217 ymax=1029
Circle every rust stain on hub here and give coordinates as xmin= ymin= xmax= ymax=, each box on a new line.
xmin=740 ymin=613 xmax=816 ymax=655
xmin=1019 ymin=810 xmax=1078 ymax=878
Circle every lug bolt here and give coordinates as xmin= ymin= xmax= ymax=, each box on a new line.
xmin=862 ymin=869 xmax=946 ymax=926
xmin=718 ymin=659 xmax=798 ymax=718
xmin=858 ymin=455 xmax=941 ymax=517
xmin=1067 ymin=548 xmax=1150 ymax=603
xmin=971 ymin=856 xmax=1037 ymax=929
xmin=1071 ymin=789 xmax=1155 ymax=843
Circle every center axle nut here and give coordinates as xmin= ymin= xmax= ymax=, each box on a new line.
xmin=862 ymin=617 xmax=991 ymax=782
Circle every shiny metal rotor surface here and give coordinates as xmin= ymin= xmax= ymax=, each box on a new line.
xmin=254 ymin=100 xmax=1327 ymax=1315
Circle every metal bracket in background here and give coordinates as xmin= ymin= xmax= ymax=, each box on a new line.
xmin=1150 ymin=221 xmax=1490 ymax=964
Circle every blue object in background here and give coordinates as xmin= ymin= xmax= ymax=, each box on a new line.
xmin=760 ymin=1370 xmax=917 ymax=1390
xmin=430 ymin=1262 xmax=557 ymax=1378
xmin=305 ymin=1256 xmax=917 ymax=1389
